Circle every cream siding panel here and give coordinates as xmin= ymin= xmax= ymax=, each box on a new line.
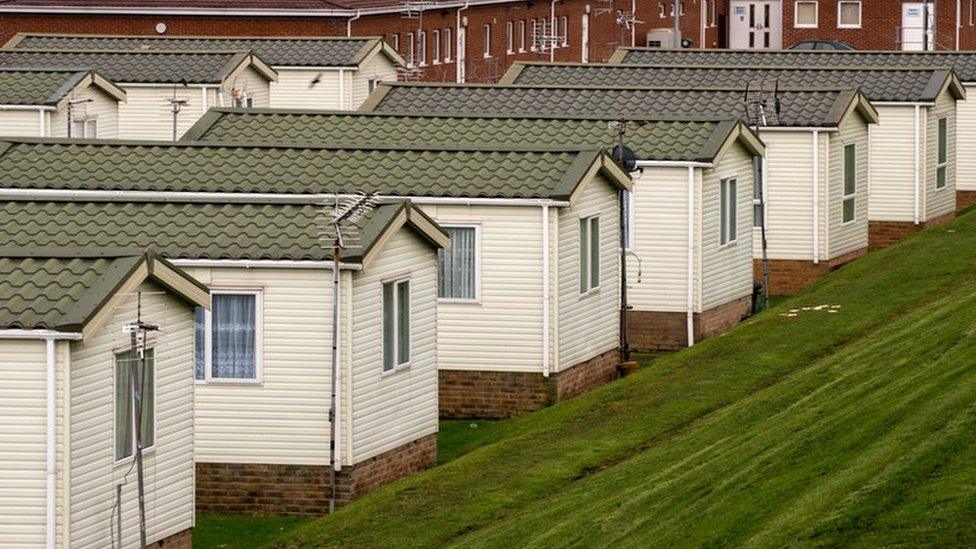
xmin=119 ymin=86 xmax=209 ymax=141
xmin=193 ymin=267 xmax=333 ymax=465
xmin=700 ymin=143 xmax=754 ymax=311
xmin=760 ymin=132 xmax=817 ymax=261
xmin=629 ymin=167 xmax=690 ymax=312
xmin=352 ymin=54 xmax=399 ymax=108
xmin=270 ymin=69 xmax=342 ymax=109
xmin=828 ymin=114 xmax=870 ymax=258
xmin=557 ymin=173 xmax=620 ymax=371
xmin=223 ymin=66 xmax=271 ymax=108
xmin=0 ymin=109 xmax=43 ymax=137
xmin=869 ymin=105 xmax=917 ymax=221
xmin=350 ymin=229 xmax=438 ymax=462
xmin=924 ymin=88 xmax=957 ymax=220
xmin=957 ymin=87 xmax=976 ymax=191
xmin=0 ymin=339 xmax=47 ymax=547
xmin=68 ymin=282 xmax=194 ymax=548
xmin=49 ymin=85 xmax=119 ymax=139
xmin=422 ymin=204 xmax=546 ymax=373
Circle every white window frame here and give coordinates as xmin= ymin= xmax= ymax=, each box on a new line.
xmin=507 ymin=21 xmax=515 ymax=53
xmin=794 ymin=1 xmax=819 ymax=28
xmin=709 ymin=0 xmax=718 ymax=26
xmin=382 ymin=276 xmax=412 ymax=374
xmin=519 ymin=20 xmax=527 ymax=51
xmin=418 ymin=30 xmax=427 ymax=65
xmin=432 ymin=29 xmax=441 ymax=63
xmin=390 ymin=33 xmax=399 ymax=52
xmin=437 ymin=224 xmax=482 ymax=303
xmin=72 ymin=116 xmax=98 ymax=138
xmin=936 ymin=117 xmax=949 ymax=190
xmin=579 ymin=214 xmax=601 ymax=295
xmin=720 ymin=177 xmax=739 ymax=247
xmin=367 ymin=78 xmax=381 ymax=95
xmin=753 ymin=157 xmax=765 ymax=229
xmin=407 ymin=31 xmax=415 ymax=66
xmin=232 ymin=93 xmax=252 ymax=108
xmin=842 ymin=143 xmax=857 ymax=224
xmin=484 ymin=24 xmax=492 ymax=57
xmin=113 ymin=347 xmax=157 ymax=465
xmin=196 ymin=288 xmax=264 ymax=385
xmin=836 ymin=0 xmax=861 ymax=28
xmin=444 ymin=28 xmax=452 ymax=61
xmin=670 ymin=1 xmax=685 ymax=16
xmin=561 ymin=15 xmax=569 ymax=46
xmin=659 ymin=2 xmax=666 ymax=18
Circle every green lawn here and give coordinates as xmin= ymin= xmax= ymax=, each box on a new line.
xmin=193 ymin=515 xmax=310 ymax=548
xmin=207 ymin=212 xmax=976 ymax=547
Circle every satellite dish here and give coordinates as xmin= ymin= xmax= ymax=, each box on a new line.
xmin=611 ymin=145 xmax=638 ymax=172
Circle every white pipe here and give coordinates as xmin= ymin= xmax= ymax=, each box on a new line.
xmin=812 ymin=130 xmax=820 ymax=264
xmin=347 ymin=9 xmax=361 ymax=36
xmin=699 ymin=0 xmax=706 ymax=48
xmin=338 ymin=69 xmax=346 ymax=110
xmin=0 ymin=330 xmax=82 ymax=340
xmin=957 ymin=0 xmax=962 ymax=51
xmin=633 ymin=0 xmax=638 ymax=47
xmin=456 ymin=3 xmax=469 ymax=83
xmin=168 ymin=258 xmax=362 ymax=270
xmin=45 ymin=337 xmax=56 ymax=549
xmin=334 ymin=272 xmax=342 ymax=471
xmin=541 ymin=205 xmax=550 ymax=377
xmin=686 ymin=165 xmax=695 ymax=347
xmin=550 ymin=0 xmax=558 ymax=63
xmin=38 ymin=109 xmax=45 ymax=137
xmin=762 ymin=156 xmax=769 ymax=230
xmin=201 ymin=87 xmax=208 ymax=111
xmin=914 ymin=104 xmax=921 ymax=225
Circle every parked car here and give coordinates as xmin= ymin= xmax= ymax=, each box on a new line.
xmin=789 ymin=39 xmax=855 ymax=50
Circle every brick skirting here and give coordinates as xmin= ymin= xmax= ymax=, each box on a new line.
xmin=957 ymin=190 xmax=976 ymax=212
xmin=627 ymin=295 xmax=753 ymax=351
xmin=148 ymin=527 xmax=192 ymax=549
xmin=753 ymin=247 xmax=867 ymax=296
xmin=869 ymin=212 xmax=956 ymax=249
xmin=438 ymin=347 xmax=621 ymax=419
xmin=195 ymin=433 xmax=437 ymax=515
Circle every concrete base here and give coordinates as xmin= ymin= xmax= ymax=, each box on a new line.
xmin=753 ymin=247 xmax=867 ymax=296
xmin=627 ymin=295 xmax=753 ymax=351
xmin=957 ymin=190 xmax=976 ymax=212
xmin=438 ymin=347 xmax=621 ymax=419
xmin=869 ymin=212 xmax=955 ymax=250
xmin=195 ymin=433 xmax=437 ymax=515
xmin=148 ymin=528 xmax=192 ymax=549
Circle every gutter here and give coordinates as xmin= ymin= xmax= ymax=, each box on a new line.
xmin=812 ymin=130 xmax=820 ymax=264
xmin=347 ymin=10 xmax=361 ymax=36
xmin=635 ymin=160 xmax=713 ymax=168
xmin=0 ymin=105 xmax=56 ymax=110
xmin=0 ymin=330 xmax=82 ymax=340
xmin=541 ymin=205 xmax=550 ymax=377
xmin=167 ymin=259 xmax=363 ymax=270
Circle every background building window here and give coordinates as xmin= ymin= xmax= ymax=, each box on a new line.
xmin=433 ymin=30 xmax=441 ymax=62
xmin=407 ymin=31 xmax=415 ymax=66
xmin=720 ymin=178 xmax=738 ymax=245
xmin=484 ymin=24 xmax=492 ymax=57
xmin=438 ymin=226 xmax=478 ymax=300
xmin=418 ymin=30 xmax=427 ymax=65
xmin=195 ymin=292 xmax=260 ymax=381
xmin=444 ymin=28 xmax=452 ymax=61
xmin=561 ymin=16 xmax=569 ymax=46
xmin=519 ymin=20 xmax=526 ymax=51
xmin=579 ymin=216 xmax=600 ymax=293
xmin=837 ymin=1 xmax=861 ymax=28
xmin=507 ymin=21 xmax=515 ymax=53
xmin=843 ymin=144 xmax=857 ymax=223
xmin=115 ymin=348 xmax=154 ymax=461
xmin=383 ymin=279 xmax=410 ymax=371
xmin=794 ymin=1 xmax=819 ymax=27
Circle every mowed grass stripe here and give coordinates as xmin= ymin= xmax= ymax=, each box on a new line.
xmin=456 ymin=284 xmax=976 ymax=547
xmin=279 ymin=216 xmax=976 ymax=547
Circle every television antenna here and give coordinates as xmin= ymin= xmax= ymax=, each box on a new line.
xmin=742 ymin=81 xmax=780 ymax=304
xmin=166 ymin=81 xmax=189 ymax=141
xmin=320 ymin=192 xmax=380 ymax=514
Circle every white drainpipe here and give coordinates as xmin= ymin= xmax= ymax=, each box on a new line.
xmin=914 ymin=104 xmax=921 ymax=225
xmin=456 ymin=3 xmax=469 ymax=83
xmin=957 ymin=0 xmax=962 ymax=50
xmin=686 ymin=166 xmax=695 ymax=347
xmin=812 ymin=130 xmax=820 ymax=264
xmin=334 ymin=272 xmax=342 ymax=471
xmin=45 ymin=337 xmax=56 ymax=549
xmin=38 ymin=108 xmax=46 ymax=137
xmin=550 ymin=0 xmax=558 ymax=63
xmin=347 ymin=9 xmax=361 ymax=36
xmin=632 ymin=0 xmax=638 ymax=46
xmin=541 ymin=205 xmax=551 ymax=377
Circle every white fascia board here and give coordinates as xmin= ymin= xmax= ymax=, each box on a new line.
xmin=758 ymin=126 xmax=839 ymax=133
xmin=167 ymin=258 xmax=363 ymax=270
xmin=635 ymin=160 xmax=713 ymax=168
xmin=0 ymin=329 xmax=83 ymax=340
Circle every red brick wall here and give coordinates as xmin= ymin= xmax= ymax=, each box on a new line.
xmin=195 ymin=433 xmax=436 ymax=515
xmin=439 ymin=346 xmax=621 ymax=418
xmin=634 ymin=0 xmax=723 ymax=48
xmin=782 ymin=0 xmax=974 ymax=50
xmin=868 ymin=211 xmax=955 ymax=249
xmin=147 ymin=528 xmax=192 ymax=549
xmin=957 ymin=190 xmax=976 ymax=211
xmin=753 ymin=247 xmax=867 ymax=296
xmin=627 ymin=295 xmax=752 ymax=351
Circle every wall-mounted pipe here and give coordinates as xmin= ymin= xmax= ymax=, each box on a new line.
xmin=812 ymin=130 xmax=820 ymax=264
xmin=347 ymin=9 xmax=361 ymax=36
xmin=914 ymin=104 xmax=921 ymax=225
xmin=45 ymin=337 xmax=56 ymax=549
xmin=541 ymin=205 xmax=551 ymax=377
xmin=686 ymin=165 xmax=695 ymax=347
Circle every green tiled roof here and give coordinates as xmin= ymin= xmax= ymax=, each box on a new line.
xmin=0 ymin=138 xmax=607 ymax=199
xmin=611 ymin=48 xmax=976 ymax=82
xmin=0 ymin=49 xmax=266 ymax=83
xmin=359 ymin=83 xmax=863 ymax=127
xmin=503 ymin=62 xmax=959 ymax=103
xmin=185 ymin=107 xmax=746 ymax=161
xmin=6 ymin=34 xmax=391 ymax=67
xmin=0 ymin=199 xmax=430 ymax=263
xmin=0 ymin=67 xmax=90 ymax=105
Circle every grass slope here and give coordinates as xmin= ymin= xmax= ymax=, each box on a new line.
xmin=275 ymin=212 xmax=976 ymax=547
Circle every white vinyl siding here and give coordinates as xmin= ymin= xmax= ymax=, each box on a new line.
xmin=701 ymin=143 xmax=754 ymax=310
xmin=869 ymin=105 xmax=917 ymax=221
xmin=558 ymin=173 xmax=620 ymax=371
xmin=0 ymin=109 xmax=44 ymax=137
xmin=350 ymin=229 xmax=437 ymax=462
xmin=0 ymin=340 xmax=47 ymax=546
xmin=955 ymin=85 xmax=976 ymax=192
xmin=68 ymin=282 xmax=194 ymax=548
xmin=925 ymin=87 xmax=956 ymax=219
xmin=271 ymin=69 xmax=341 ymax=109
xmin=829 ymin=111 xmax=870 ymax=258
xmin=118 ymin=86 xmax=210 ymax=141
xmin=755 ymin=132 xmax=816 ymax=259
xmin=49 ymin=83 xmax=120 ymax=139
xmin=223 ymin=65 xmax=271 ymax=109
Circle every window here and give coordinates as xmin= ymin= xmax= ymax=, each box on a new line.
xmin=753 ymin=157 xmax=764 ymax=228
xmin=794 ymin=1 xmax=818 ymax=27
xmin=971 ymin=0 xmax=974 ymax=26
xmin=561 ymin=15 xmax=569 ymax=46
xmin=232 ymin=93 xmax=252 ymax=108
xmin=444 ymin=28 xmax=452 ymax=61
xmin=519 ymin=20 xmax=526 ymax=51
xmin=382 ymin=279 xmax=410 ymax=372
xmin=418 ymin=30 xmax=427 ymax=65
xmin=937 ymin=117 xmax=948 ymax=189
xmin=579 ymin=216 xmax=600 ymax=293
xmin=71 ymin=117 xmax=97 ymax=138
xmin=709 ymin=0 xmax=717 ymax=26
xmin=484 ymin=24 xmax=492 ymax=57
xmin=367 ymin=78 xmax=381 ymax=95
xmin=659 ymin=2 xmax=666 ymax=18
xmin=837 ymin=1 xmax=861 ymax=28
xmin=406 ymin=31 xmax=415 ymax=66
xmin=843 ymin=144 xmax=857 ymax=223
xmin=433 ymin=30 xmax=441 ymax=62
xmin=670 ymin=1 xmax=686 ymax=16
xmin=115 ymin=348 xmax=154 ymax=461
xmin=507 ymin=21 xmax=515 ymax=53
xmin=720 ymin=178 xmax=738 ymax=246
xmin=194 ymin=291 xmax=261 ymax=381
xmin=438 ymin=226 xmax=478 ymax=300
xmin=390 ymin=33 xmax=399 ymax=52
